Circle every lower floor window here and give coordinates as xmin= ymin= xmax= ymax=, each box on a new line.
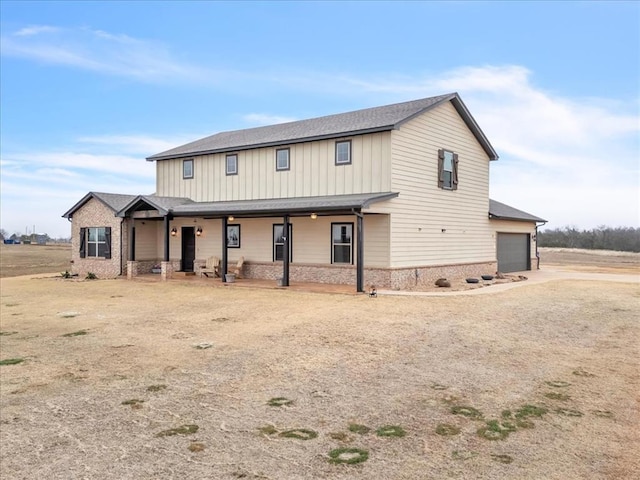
xmin=80 ymin=226 xmax=111 ymax=259
xmin=273 ymin=224 xmax=292 ymax=261
xmin=88 ymin=227 xmax=107 ymax=257
xmin=332 ymin=223 xmax=353 ymax=264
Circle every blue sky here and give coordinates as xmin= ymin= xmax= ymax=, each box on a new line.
xmin=1 ymin=1 xmax=638 ymax=238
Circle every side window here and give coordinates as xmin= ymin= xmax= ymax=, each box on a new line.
xmin=335 ymin=140 xmax=352 ymax=165
xmin=438 ymin=149 xmax=459 ymax=190
xmin=183 ymin=159 xmax=194 ymax=179
xmin=226 ymin=154 xmax=238 ymax=175
xmin=273 ymin=224 xmax=292 ymax=261
xmin=82 ymin=227 xmax=112 ymax=259
xmin=276 ymin=148 xmax=290 ymax=171
xmin=331 ymin=223 xmax=353 ymax=264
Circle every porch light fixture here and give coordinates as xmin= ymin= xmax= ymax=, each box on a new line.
xmin=228 ymin=215 xmax=234 ymax=222
xmin=170 ymin=227 xmax=177 ymax=236
xmin=310 ymin=213 xmax=318 ymax=220
xmin=196 ymin=227 xmax=203 ymax=236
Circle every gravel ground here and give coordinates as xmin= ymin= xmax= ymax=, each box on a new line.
xmin=0 ymin=254 xmax=638 ymax=479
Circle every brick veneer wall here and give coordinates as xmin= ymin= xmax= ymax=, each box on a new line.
xmin=241 ymin=261 xmax=498 ymax=290
xmin=70 ymin=198 xmax=125 ymax=278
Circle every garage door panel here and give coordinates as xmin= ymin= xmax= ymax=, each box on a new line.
xmin=497 ymin=233 xmax=530 ymax=273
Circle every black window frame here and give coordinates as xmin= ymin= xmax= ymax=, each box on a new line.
xmin=335 ymin=140 xmax=352 ymax=165
xmin=226 ymin=153 xmax=238 ymax=176
xmin=331 ymin=222 xmax=354 ymax=264
xmin=272 ymin=223 xmax=293 ymax=262
xmin=275 ymin=147 xmax=290 ymax=171
xmin=183 ymin=158 xmax=194 ymax=179
xmin=82 ymin=226 xmax=112 ymax=259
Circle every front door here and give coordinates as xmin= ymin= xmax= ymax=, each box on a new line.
xmin=181 ymin=226 xmax=196 ymax=272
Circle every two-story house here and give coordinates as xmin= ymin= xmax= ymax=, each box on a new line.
xmin=63 ymin=93 xmax=545 ymax=291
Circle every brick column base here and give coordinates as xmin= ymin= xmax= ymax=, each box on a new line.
xmin=161 ymin=261 xmax=174 ymax=281
xmin=127 ymin=261 xmax=139 ymax=279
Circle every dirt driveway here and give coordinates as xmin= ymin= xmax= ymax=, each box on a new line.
xmin=1 ymin=265 xmax=639 ymax=479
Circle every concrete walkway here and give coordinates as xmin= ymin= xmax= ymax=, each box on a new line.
xmin=377 ymin=267 xmax=640 ymax=297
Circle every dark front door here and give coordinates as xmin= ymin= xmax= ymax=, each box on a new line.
xmin=181 ymin=226 xmax=196 ymax=272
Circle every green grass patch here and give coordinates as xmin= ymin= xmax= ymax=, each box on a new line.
xmin=477 ymin=423 xmax=509 ymax=441
xmin=515 ymin=404 xmax=547 ymax=419
xmin=376 ymin=425 xmax=406 ymax=438
xmin=348 ymin=423 xmax=371 ymax=434
xmin=516 ymin=419 xmax=535 ymax=429
xmin=0 ymin=358 xmax=24 ymax=366
xmin=451 ymin=405 xmax=483 ymax=419
xmin=4 ymin=303 xmax=19 ymax=307
xmin=328 ymin=447 xmax=369 ymax=465
xmin=279 ymin=429 xmax=317 ymax=440
xmin=146 ymin=384 xmax=167 ymax=392
xmin=62 ymin=330 xmax=88 ymax=337
xmin=555 ymin=408 xmax=583 ymax=417
xmin=544 ymin=392 xmax=571 ymax=401
xmin=501 ymin=410 xmax=512 ymax=419
xmin=435 ymin=424 xmax=461 ymax=436
xmin=121 ymin=399 xmax=144 ymax=406
xmin=491 ymin=454 xmax=514 ymax=464
xmin=592 ymin=410 xmax=614 ymax=418
xmin=156 ymin=424 xmax=199 ymax=437
xmin=545 ymin=380 xmax=571 ymax=388
xmin=258 ymin=425 xmax=278 ymax=435
xmin=267 ymin=397 xmax=293 ymax=407
xmin=0 ymin=331 xmax=18 ymax=336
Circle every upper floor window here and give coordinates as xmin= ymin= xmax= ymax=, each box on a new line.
xmin=226 ymin=154 xmax=238 ymax=175
xmin=79 ymin=227 xmax=112 ymax=259
xmin=331 ymin=223 xmax=353 ymax=264
xmin=438 ymin=149 xmax=459 ymax=190
xmin=276 ymin=148 xmax=290 ymax=171
xmin=335 ymin=140 xmax=352 ymax=165
xmin=183 ymin=159 xmax=194 ymax=179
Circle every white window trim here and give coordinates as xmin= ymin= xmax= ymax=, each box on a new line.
xmin=276 ymin=148 xmax=290 ymax=171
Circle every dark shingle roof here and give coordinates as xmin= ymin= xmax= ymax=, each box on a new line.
xmin=170 ymin=192 xmax=399 ymax=217
xmin=62 ymin=192 xmax=138 ymax=218
xmin=147 ymin=93 xmax=498 ymax=161
xmin=116 ymin=195 xmax=194 ymax=216
xmin=489 ymin=199 xmax=546 ymax=223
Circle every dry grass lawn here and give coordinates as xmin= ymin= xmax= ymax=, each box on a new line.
xmin=0 ymin=243 xmax=72 ymax=278
xmin=0 ymin=249 xmax=638 ymax=479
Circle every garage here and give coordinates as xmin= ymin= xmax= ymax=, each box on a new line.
xmin=497 ymin=233 xmax=530 ymax=273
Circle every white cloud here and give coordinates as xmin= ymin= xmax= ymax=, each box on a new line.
xmin=1 ymin=26 xmax=213 ymax=84
xmin=330 ymin=65 xmax=638 ymax=229
xmin=14 ymin=25 xmax=60 ymax=36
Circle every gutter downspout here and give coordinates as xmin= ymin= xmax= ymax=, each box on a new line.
xmin=353 ymin=209 xmax=364 ymax=293
xmin=535 ymin=221 xmax=547 ymax=269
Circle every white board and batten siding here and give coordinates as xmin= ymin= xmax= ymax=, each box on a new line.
xmin=160 ymin=215 xmax=389 ymax=267
xmin=371 ymin=101 xmax=495 ymax=268
xmin=155 ymin=134 xmax=392 ymax=201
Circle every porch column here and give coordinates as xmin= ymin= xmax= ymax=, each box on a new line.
xmin=221 ymin=216 xmax=228 ymax=282
xmin=163 ymin=215 xmax=171 ymax=262
xmin=128 ymin=218 xmax=135 ymax=261
xmin=356 ymin=211 xmax=364 ymax=293
xmin=282 ymin=215 xmax=290 ymax=287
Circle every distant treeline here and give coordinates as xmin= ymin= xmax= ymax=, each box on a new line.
xmin=538 ymin=226 xmax=640 ymax=252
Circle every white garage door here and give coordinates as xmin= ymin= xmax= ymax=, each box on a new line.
xmin=497 ymin=233 xmax=530 ymax=273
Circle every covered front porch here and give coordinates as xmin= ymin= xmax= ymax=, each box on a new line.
xmin=117 ymin=192 xmax=397 ymax=292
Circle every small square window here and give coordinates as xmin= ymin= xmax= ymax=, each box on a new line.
xmin=226 ymin=154 xmax=238 ymax=175
xmin=335 ymin=140 xmax=351 ymax=165
xmin=276 ymin=148 xmax=290 ymax=171
xmin=183 ymin=159 xmax=194 ymax=179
